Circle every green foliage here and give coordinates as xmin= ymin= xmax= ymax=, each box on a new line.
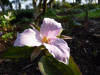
xmin=18 ymin=18 xmax=33 ymax=24
xmin=56 ymin=15 xmax=67 ymax=20
xmin=0 ymin=11 xmax=15 ymax=28
xmin=62 ymin=2 xmax=72 ymax=8
xmin=15 ymin=9 xmax=33 ymax=20
xmin=75 ymin=8 xmax=100 ymax=19
xmin=31 ymin=47 xmax=42 ymax=61
xmin=38 ymin=55 xmax=81 ymax=75
xmin=4 ymin=12 xmax=16 ymax=21
xmin=75 ymin=4 xmax=98 ymax=9
xmin=12 ymin=9 xmax=33 ymax=24
xmin=53 ymin=1 xmax=61 ymax=9
xmin=84 ymin=4 xmax=99 ymax=9
xmin=0 ymin=46 xmax=35 ymax=59
xmin=0 ymin=15 xmax=6 ymax=28
xmin=71 ymin=8 xmax=83 ymax=14
xmin=1 ymin=0 xmax=10 ymax=6
xmin=41 ymin=8 xmax=57 ymax=19
xmin=1 ymin=32 xmax=13 ymax=40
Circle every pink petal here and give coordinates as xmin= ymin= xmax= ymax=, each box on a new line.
xmin=14 ymin=28 xmax=42 ymax=47
xmin=44 ymin=38 xmax=70 ymax=64
xmin=40 ymin=18 xmax=62 ymax=38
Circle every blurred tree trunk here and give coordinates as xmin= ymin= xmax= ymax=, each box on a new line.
xmin=38 ymin=0 xmax=43 ymax=10
xmin=18 ymin=0 xmax=21 ymax=10
xmin=73 ymin=0 xmax=74 ymax=3
xmin=62 ymin=0 xmax=65 ymax=3
xmin=32 ymin=0 xmax=37 ymax=9
xmin=0 ymin=0 xmax=5 ymax=12
xmin=89 ymin=0 xmax=93 ymax=4
xmin=84 ymin=7 xmax=89 ymax=28
xmin=15 ymin=0 xmax=17 ymax=9
xmin=43 ymin=0 xmax=47 ymax=13
xmin=85 ymin=0 xmax=93 ymax=4
xmin=15 ymin=0 xmax=21 ymax=10
xmin=32 ymin=0 xmax=37 ymax=19
xmin=32 ymin=0 xmax=43 ymax=21
xmin=76 ymin=0 xmax=81 ymax=3
xmin=98 ymin=0 xmax=100 ymax=4
xmin=47 ymin=0 xmax=55 ymax=8
xmin=0 ymin=0 xmax=12 ymax=11
xmin=9 ymin=2 xmax=13 ymax=10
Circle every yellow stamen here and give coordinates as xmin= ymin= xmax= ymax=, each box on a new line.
xmin=42 ymin=36 xmax=49 ymax=43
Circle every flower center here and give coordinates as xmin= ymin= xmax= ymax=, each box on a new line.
xmin=42 ymin=36 xmax=49 ymax=43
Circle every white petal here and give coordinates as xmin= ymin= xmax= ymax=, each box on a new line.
xmin=44 ymin=38 xmax=70 ymax=64
xmin=14 ymin=28 xmax=42 ymax=47
xmin=40 ymin=18 xmax=62 ymax=38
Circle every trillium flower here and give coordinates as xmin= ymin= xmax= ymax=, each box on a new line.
xmin=14 ymin=18 xmax=70 ymax=64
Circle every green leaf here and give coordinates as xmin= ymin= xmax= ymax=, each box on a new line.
xmin=1 ymin=32 xmax=13 ymax=40
xmin=31 ymin=47 xmax=42 ymax=61
xmin=0 ymin=46 xmax=35 ymax=59
xmin=38 ymin=55 xmax=81 ymax=75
